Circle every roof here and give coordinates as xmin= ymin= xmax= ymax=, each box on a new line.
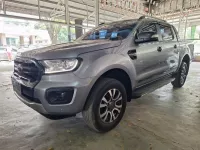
xmin=3 ymin=0 xmax=200 ymax=28
xmin=1 ymin=0 xmax=146 ymax=26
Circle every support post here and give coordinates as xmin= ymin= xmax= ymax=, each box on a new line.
xmin=182 ymin=0 xmax=185 ymax=9
xmin=65 ymin=0 xmax=71 ymax=42
xmin=19 ymin=36 xmax=25 ymax=47
xmin=0 ymin=33 xmax=6 ymax=46
xmin=148 ymin=0 xmax=151 ymax=16
xmin=2 ymin=0 xmax=6 ymax=14
xmin=85 ymin=2 xmax=89 ymax=27
xmin=158 ymin=2 xmax=161 ymax=16
xmin=176 ymin=0 xmax=178 ymax=10
xmin=29 ymin=35 xmax=36 ymax=45
xmin=170 ymin=0 xmax=172 ymax=11
xmin=95 ymin=0 xmax=99 ymax=27
xmin=184 ymin=15 xmax=188 ymax=40
xmin=38 ymin=0 xmax=41 ymax=19
xmin=178 ymin=16 xmax=181 ymax=34
xmin=164 ymin=0 xmax=166 ymax=13
xmin=75 ymin=19 xmax=83 ymax=39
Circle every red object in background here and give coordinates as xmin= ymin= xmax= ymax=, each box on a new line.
xmin=6 ymin=50 xmax=12 ymax=61
xmin=144 ymin=7 xmax=149 ymax=12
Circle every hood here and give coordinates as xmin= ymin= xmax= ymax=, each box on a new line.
xmin=19 ymin=40 xmax=121 ymax=60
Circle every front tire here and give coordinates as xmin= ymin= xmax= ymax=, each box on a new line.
xmin=172 ymin=61 xmax=189 ymax=88
xmin=82 ymin=78 xmax=127 ymax=133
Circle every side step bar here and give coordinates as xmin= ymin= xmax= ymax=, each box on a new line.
xmin=132 ymin=76 xmax=174 ymax=99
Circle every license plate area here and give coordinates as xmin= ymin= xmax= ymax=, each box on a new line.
xmin=12 ymin=78 xmax=21 ymax=94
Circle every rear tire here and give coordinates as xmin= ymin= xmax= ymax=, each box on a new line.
xmin=172 ymin=61 xmax=189 ymax=88
xmin=82 ymin=78 xmax=127 ymax=133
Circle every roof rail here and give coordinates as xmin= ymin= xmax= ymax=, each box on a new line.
xmin=139 ymin=15 xmax=166 ymax=22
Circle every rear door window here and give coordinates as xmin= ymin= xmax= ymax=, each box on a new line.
xmin=140 ymin=23 xmax=158 ymax=39
xmin=135 ymin=22 xmax=159 ymax=43
xmin=159 ymin=25 xmax=174 ymax=41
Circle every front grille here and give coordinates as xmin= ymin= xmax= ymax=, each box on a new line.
xmin=14 ymin=57 xmax=42 ymax=83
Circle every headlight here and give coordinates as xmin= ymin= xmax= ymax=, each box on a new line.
xmin=40 ymin=59 xmax=79 ymax=74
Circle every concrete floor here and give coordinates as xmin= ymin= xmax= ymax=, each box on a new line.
xmin=0 ymin=62 xmax=200 ymax=150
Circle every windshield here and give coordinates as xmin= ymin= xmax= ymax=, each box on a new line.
xmin=80 ymin=20 xmax=137 ymax=41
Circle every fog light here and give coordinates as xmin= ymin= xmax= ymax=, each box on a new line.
xmin=46 ymin=88 xmax=74 ymax=105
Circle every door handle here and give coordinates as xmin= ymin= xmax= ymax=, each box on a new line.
xmin=174 ymin=48 xmax=179 ymax=54
xmin=174 ymin=44 xmax=179 ymax=53
xmin=157 ymin=46 xmax=162 ymax=52
xmin=128 ymin=49 xmax=137 ymax=60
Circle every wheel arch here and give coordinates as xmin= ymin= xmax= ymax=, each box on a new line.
xmin=83 ymin=68 xmax=133 ymax=110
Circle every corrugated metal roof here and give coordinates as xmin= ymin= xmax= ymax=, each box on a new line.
xmin=0 ymin=0 xmax=151 ymax=26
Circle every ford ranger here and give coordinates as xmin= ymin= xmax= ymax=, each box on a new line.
xmin=12 ymin=16 xmax=191 ymax=132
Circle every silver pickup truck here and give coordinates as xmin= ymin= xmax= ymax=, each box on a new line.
xmin=12 ymin=16 xmax=191 ymax=132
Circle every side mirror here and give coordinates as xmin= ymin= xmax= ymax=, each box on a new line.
xmin=135 ymin=32 xmax=159 ymax=44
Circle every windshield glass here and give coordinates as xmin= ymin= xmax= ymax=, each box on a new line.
xmin=80 ymin=20 xmax=137 ymax=41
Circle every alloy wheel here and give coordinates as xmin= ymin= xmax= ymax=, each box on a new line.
xmin=180 ymin=63 xmax=188 ymax=85
xmin=99 ymin=89 xmax=122 ymax=123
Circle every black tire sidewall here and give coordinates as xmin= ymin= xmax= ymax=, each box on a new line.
xmin=172 ymin=61 xmax=188 ymax=88
xmin=91 ymin=79 xmax=127 ymax=132
xmin=178 ymin=62 xmax=188 ymax=86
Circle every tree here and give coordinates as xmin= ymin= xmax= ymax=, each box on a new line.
xmin=46 ymin=22 xmax=61 ymax=44
xmin=34 ymin=19 xmax=76 ymax=44
xmin=58 ymin=26 xmax=69 ymax=43
xmin=34 ymin=19 xmax=62 ymax=44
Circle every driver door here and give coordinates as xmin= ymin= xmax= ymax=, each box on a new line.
xmin=132 ymin=21 xmax=164 ymax=86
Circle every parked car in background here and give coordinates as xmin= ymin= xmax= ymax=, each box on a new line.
xmin=192 ymin=40 xmax=200 ymax=62
xmin=0 ymin=46 xmax=18 ymax=61
xmin=184 ymin=40 xmax=200 ymax=62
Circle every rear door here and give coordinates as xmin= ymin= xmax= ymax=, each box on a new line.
xmin=158 ymin=23 xmax=179 ymax=74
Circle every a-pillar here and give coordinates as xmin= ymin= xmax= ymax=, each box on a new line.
xmin=20 ymin=36 xmax=25 ymax=46
xmin=75 ymin=19 xmax=83 ymax=39
xmin=0 ymin=33 xmax=6 ymax=46
xmin=29 ymin=35 xmax=36 ymax=45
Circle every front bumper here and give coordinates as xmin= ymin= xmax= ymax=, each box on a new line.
xmin=12 ymin=72 xmax=94 ymax=116
xmin=14 ymin=91 xmax=48 ymax=114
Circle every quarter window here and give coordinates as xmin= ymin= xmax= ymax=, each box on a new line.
xmin=159 ymin=25 xmax=174 ymax=41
